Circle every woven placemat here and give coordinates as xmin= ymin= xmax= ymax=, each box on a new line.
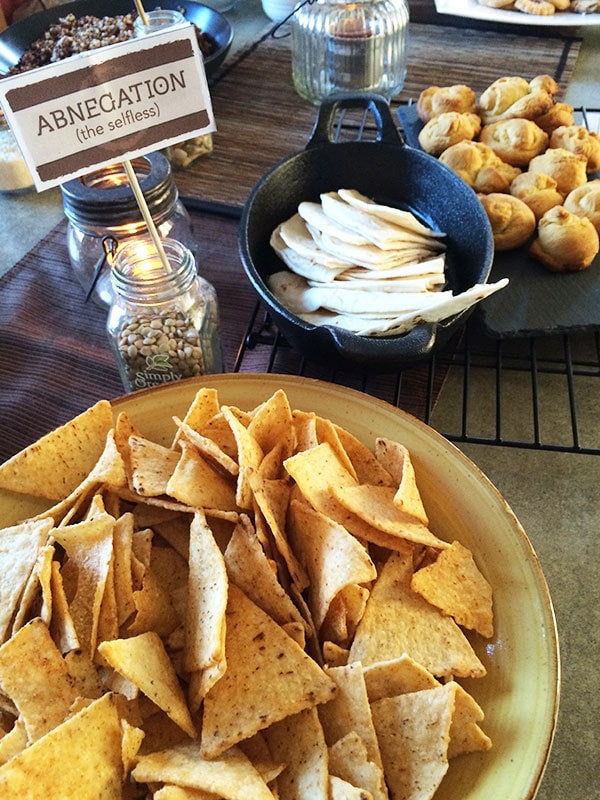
xmin=173 ymin=20 xmax=582 ymax=206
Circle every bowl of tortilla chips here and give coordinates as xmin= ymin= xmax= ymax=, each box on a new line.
xmin=0 ymin=374 xmax=558 ymax=800
xmin=240 ymin=95 xmax=503 ymax=371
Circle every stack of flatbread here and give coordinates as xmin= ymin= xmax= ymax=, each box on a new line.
xmin=268 ymin=189 xmax=507 ymax=336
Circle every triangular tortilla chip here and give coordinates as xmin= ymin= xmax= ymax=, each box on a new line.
xmin=410 ymin=540 xmax=494 ymax=638
xmin=98 ymin=631 xmax=196 ymax=739
xmin=201 ymin=584 xmax=336 ymax=759
xmin=363 ymin=655 xmax=439 ymax=703
xmin=332 ymin=485 xmax=446 ymax=550
xmin=447 ymin=682 xmax=492 ymax=758
xmin=329 ymin=774 xmax=375 ymax=800
xmin=374 ymin=438 xmax=429 ymax=524
xmin=328 ymin=732 xmax=387 ymax=800
xmin=248 ymin=389 xmax=296 ymax=463
xmin=0 ymin=618 xmax=79 ymax=742
xmin=0 ymin=694 xmax=129 ymax=798
xmin=334 ymin=426 xmax=395 ymax=488
xmin=371 ymin=684 xmax=455 ymax=800
xmin=129 ymin=435 xmax=181 ymax=497
xmin=184 ymin=511 xmax=228 ymax=709
xmin=348 ymin=551 xmax=486 ymax=679
xmin=250 ymin=474 xmax=308 ymax=591
xmin=166 ymin=442 xmax=237 ymax=512
xmin=173 ymin=417 xmax=239 ymax=476
xmin=132 ymin=741 xmax=276 ymax=800
xmin=172 ymin=387 xmax=221 ymax=448
xmin=0 ymin=400 xmax=114 ymax=501
xmin=318 ymin=662 xmax=383 ymax=771
xmin=287 ymin=499 xmax=376 ymax=632
xmin=224 ymin=514 xmax=307 ymax=632
xmin=0 ymin=518 xmax=51 ymax=644
xmin=263 ymin=707 xmax=329 ymax=800
xmin=222 ymin=407 xmax=264 ymax=510
xmin=52 ymin=513 xmax=115 ymax=657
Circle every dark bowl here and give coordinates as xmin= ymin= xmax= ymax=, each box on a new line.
xmin=0 ymin=0 xmax=233 ymax=77
xmin=239 ymin=95 xmax=495 ymax=373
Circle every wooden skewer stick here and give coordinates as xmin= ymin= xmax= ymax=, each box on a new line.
xmin=134 ymin=0 xmax=150 ymax=27
xmin=123 ymin=159 xmax=172 ymax=273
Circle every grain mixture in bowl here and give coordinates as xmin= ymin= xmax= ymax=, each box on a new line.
xmin=6 ymin=11 xmax=216 ymax=75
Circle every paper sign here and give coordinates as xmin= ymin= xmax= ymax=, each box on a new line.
xmin=0 ymin=23 xmax=215 ymax=190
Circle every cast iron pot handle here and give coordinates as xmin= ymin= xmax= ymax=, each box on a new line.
xmin=306 ymin=93 xmax=405 ymax=150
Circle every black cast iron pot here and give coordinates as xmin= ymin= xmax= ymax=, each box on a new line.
xmin=239 ymin=94 xmax=494 ymax=372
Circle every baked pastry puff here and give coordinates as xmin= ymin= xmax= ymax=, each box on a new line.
xmin=440 ymin=140 xmax=522 ymax=194
xmin=480 ymin=119 xmax=549 ymax=167
xmin=529 ymin=206 xmax=599 ymax=271
xmin=510 ymin=172 xmax=564 ymax=221
xmin=549 ymin=125 xmax=600 ymax=173
xmin=534 ymin=102 xmax=576 ymax=135
xmin=417 ymin=112 xmax=482 ymax=156
xmin=479 ymin=193 xmax=537 ymax=251
xmin=528 ymin=147 xmax=588 ymax=197
xmin=416 ymin=84 xmax=477 ymax=123
xmin=564 ymin=180 xmax=600 ymax=234
xmin=478 ymin=76 xmax=554 ymax=125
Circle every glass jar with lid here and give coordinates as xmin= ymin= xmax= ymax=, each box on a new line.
xmin=107 ymin=237 xmax=223 ymax=392
xmin=291 ymin=0 xmax=409 ymax=105
xmin=61 ymin=152 xmax=195 ymax=307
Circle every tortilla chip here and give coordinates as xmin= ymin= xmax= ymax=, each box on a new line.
xmin=49 ymin=560 xmax=80 ymax=653
xmin=0 ymin=518 xmax=52 ymax=644
xmin=0 ymin=618 xmax=79 ymax=741
xmin=371 ymin=684 xmax=455 ymax=800
xmin=173 ymin=387 xmax=221 ymax=447
xmin=248 ymin=389 xmax=296 ymax=463
xmin=0 ymin=717 xmax=28 ymax=766
xmin=374 ymin=439 xmax=429 ymax=524
xmin=348 ymin=551 xmax=487 ymax=679
xmin=363 ymin=655 xmax=439 ymax=703
xmin=288 ymin=499 xmax=375 ymax=632
xmin=129 ymin=435 xmax=181 ymax=497
xmin=173 ymin=417 xmax=239 ymax=477
xmin=166 ymin=442 xmax=237 ymax=512
xmin=222 ymin=407 xmax=264 ymax=510
xmin=98 ymin=631 xmax=196 ymax=739
xmin=263 ymin=707 xmax=329 ymax=800
xmin=154 ymin=786 xmax=221 ymax=800
xmin=201 ymin=584 xmax=336 ymax=759
xmin=250 ymin=474 xmax=308 ymax=591
xmin=410 ymin=540 xmax=494 ymax=638
xmin=0 ymin=694 xmax=129 ymax=798
xmin=333 ymin=426 xmax=395 ymax=488
xmin=52 ymin=513 xmax=115 ymax=657
xmin=322 ymin=641 xmax=349 ymax=668
xmin=224 ymin=514 xmax=307 ymax=631
xmin=132 ymin=741 xmax=275 ymax=800
xmin=329 ymin=774 xmax=374 ymax=800
xmin=332 ymin=485 xmax=446 ymax=550
xmin=292 ymin=410 xmax=319 ymax=451
xmin=184 ymin=511 xmax=228 ymax=709
xmin=328 ymin=732 xmax=387 ymax=800
xmin=448 ymin=682 xmax=492 ymax=758
xmin=318 ymin=662 xmax=383 ymax=771
xmin=0 ymin=400 xmax=114 ymax=501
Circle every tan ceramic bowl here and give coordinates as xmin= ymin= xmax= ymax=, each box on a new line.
xmin=0 ymin=374 xmax=559 ymax=799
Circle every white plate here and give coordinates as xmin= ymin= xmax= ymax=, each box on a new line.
xmin=0 ymin=374 xmax=560 ymax=800
xmin=436 ymin=0 xmax=600 ymax=26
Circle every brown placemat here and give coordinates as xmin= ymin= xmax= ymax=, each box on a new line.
xmin=173 ymin=20 xmax=582 ymax=207
xmin=0 ymin=210 xmax=250 ymax=462
xmin=0 ymin=206 xmax=452 ymax=462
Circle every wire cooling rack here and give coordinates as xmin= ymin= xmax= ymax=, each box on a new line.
xmin=224 ymin=102 xmax=600 ymax=456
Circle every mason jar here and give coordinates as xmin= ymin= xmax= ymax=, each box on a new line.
xmin=61 ymin=153 xmax=195 ymax=307
xmin=291 ymin=0 xmax=409 ymax=105
xmin=107 ymin=237 xmax=223 ymax=392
